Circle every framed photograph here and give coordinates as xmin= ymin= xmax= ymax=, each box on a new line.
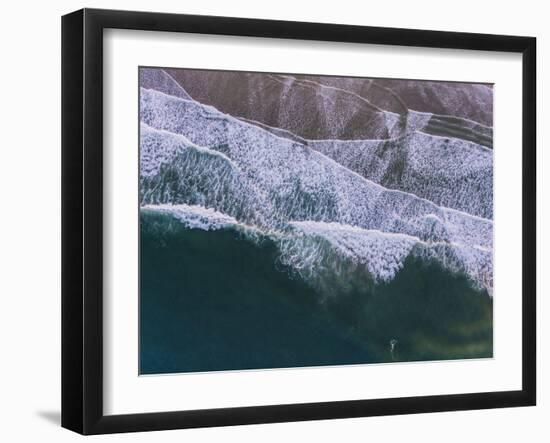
xmin=62 ymin=8 xmax=536 ymax=434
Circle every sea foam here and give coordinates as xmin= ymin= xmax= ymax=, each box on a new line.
xmin=283 ymin=221 xmax=492 ymax=291
xmin=139 ymin=87 xmax=493 ymax=293
xmin=142 ymin=204 xmax=239 ymax=231
xmin=309 ymin=132 xmax=493 ymax=219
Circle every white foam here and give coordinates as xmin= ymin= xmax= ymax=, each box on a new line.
xmin=140 ymin=122 xmax=236 ymax=178
xmin=286 ymin=222 xmax=417 ymax=283
xmin=142 ymin=204 xmax=239 ymax=231
xmin=309 ymin=131 xmax=493 ymax=219
xmin=284 ymin=221 xmax=492 ymax=291
xmin=139 ymin=87 xmax=493 ymax=291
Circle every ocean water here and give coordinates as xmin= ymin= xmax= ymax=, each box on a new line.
xmin=138 ymin=68 xmax=493 ymax=375
xmin=140 ymin=210 xmax=492 ymax=374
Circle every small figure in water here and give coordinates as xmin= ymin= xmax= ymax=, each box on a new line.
xmin=390 ymin=339 xmax=398 ymax=361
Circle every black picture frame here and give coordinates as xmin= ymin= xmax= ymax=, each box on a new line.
xmin=62 ymin=8 xmax=536 ymax=435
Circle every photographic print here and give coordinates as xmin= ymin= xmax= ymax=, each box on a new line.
xmin=139 ymin=67 xmax=493 ymax=375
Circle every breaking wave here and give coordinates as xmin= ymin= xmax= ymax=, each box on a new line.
xmin=139 ymin=80 xmax=493 ymax=294
xmin=142 ymin=204 xmax=240 ymax=231
xmin=142 ymin=204 xmax=492 ymax=294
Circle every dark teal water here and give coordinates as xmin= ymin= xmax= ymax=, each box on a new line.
xmin=140 ymin=211 xmax=492 ymax=374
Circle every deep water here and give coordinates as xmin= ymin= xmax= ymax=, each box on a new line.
xmin=140 ymin=211 xmax=492 ymax=375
